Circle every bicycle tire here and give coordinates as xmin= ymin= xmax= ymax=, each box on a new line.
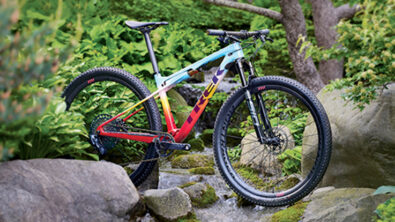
xmin=213 ymin=76 xmax=331 ymax=206
xmin=62 ymin=67 xmax=162 ymax=186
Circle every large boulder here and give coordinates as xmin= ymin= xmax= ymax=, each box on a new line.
xmin=302 ymin=188 xmax=394 ymax=222
xmin=302 ymin=84 xmax=395 ymax=187
xmin=0 ymin=159 xmax=140 ymax=222
xmin=143 ymin=187 xmax=192 ymax=221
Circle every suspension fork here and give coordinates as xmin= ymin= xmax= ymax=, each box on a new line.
xmin=236 ymin=59 xmax=266 ymax=144
xmin=245 ymin=60 xmax=275 ymax=137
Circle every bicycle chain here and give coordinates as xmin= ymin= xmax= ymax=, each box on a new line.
xmin=98 ymin=118 xmax=175 ymax=162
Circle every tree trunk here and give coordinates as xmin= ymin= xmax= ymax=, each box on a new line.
xmin=310 ymin=0 xmax=360 ymax=84
xmin=203 ymin=0 xmax=360 ymax=93
xmin=278 ymin=0 xmax=324 ymax=93
xmin=310 ymin=0 xmax=343 ymax=84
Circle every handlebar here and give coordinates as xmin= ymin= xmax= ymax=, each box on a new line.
xmin=207 ymin=29 xmax=270 ymax=40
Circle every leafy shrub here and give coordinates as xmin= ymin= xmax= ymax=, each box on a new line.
xmin=300 ymin=0 xmax=395 ymax=109
xmin=277 ymin=146 xmax=302 ymax=176
xmin=374 ymin=197 xmax=395 ymax=222
xmin=16 ymin=98 xmax=93 ymax=160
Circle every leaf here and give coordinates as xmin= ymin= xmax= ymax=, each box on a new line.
xmin=55 ymin=102 xmax=66 ymax=114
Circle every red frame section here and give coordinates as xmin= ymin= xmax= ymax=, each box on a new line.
xmin=96 ymin=68 xmax=226 ymax=144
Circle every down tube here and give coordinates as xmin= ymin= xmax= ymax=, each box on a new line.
xmin=174 ymin=57 xmax=241 ymax=142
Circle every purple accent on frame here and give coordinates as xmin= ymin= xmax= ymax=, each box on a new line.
xmin=187 ymin=116 xmax=193 ymax=124
xmin=193 ymin=105 xmax=200 ymax=113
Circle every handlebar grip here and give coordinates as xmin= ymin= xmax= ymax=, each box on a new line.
xmin=207 ymin=29 xmax=225 ymax=36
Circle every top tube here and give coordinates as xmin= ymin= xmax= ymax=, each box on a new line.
xmin=154 ymin=42 xmax=244 ymax=89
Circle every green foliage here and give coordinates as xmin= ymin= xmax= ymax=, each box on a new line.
xmin=277 ymin=146 xmax=302 ymax=176
xmin=300 ymin=0 xmax=395 ymax=109
xmin=374 ymin=197 xmax=395 ymax=222
xmin=270 ymin=201 xmax=309 ymax=222
xmin=112 ymin=0 xmax=253 ymax=30
xmin=228 ymin=144 xmax=242 ymax=162
xmin=0 ymin=0 xmax=70 ymax=123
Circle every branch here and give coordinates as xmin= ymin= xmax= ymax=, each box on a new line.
xmin=203 ymin=0 xmax=283 ymax=22
xmin=336 ymin=3 xmax=361 ymax=20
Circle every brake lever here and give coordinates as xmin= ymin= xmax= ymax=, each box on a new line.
xmin=266 ymin=37 xmax=274 ymax=43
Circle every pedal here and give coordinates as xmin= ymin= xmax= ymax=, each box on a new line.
xmin=160 ymin=142 xmax=191 ymax=151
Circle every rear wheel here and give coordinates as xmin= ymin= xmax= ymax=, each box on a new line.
xmin=213 ymin=76 xmax=331 ymax=206
xmin=62 ymin=67 xmax=162 ymax=186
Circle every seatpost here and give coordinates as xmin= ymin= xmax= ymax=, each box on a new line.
xmin=142 ymin=30 xmax=160 ymax=74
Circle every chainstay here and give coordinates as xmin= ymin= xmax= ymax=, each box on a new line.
xmin=103 ymin=118 xmax=175 ymax=162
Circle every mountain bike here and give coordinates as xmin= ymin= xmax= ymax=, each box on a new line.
xmin=62 ymin=21 xmax=332 ymax=206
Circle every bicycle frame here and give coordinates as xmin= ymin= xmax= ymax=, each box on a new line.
xmin=97 ymin=42 xmax=245 ymax=143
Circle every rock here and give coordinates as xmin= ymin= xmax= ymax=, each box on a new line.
xmin=143 ymin=187 xmax=192 ymax=221
xmin=171 ymin=154 xmax=214 ymax=169
xmin=167 ymin=89 xmax=191 ymax=127
xmin=0 ymin=159 xmax=140 ymax=222
xmin=187 ymin=138 xmax=205 ymax=152
xmin=303 ymin=186 xmax=335 ymax=201
xmin=137 ymin=162 xmax=159 ymax=192
xmin=239 ymin=132 xmax=282 ymax=176
xmin=176 ymin=84 xmax=203 ymax=106
xmin=271 ymin=201 xmax=309 ymax=222
xmin=302 ymin=84 xmax=395 ymax=188
xmin=188 ymin=166 xmax=215 ymax=175
xmin=199 ymin=129 xmax=214 ymax=147
xmin=181 ymin=182 xmax=218 ymax=208
xmin=302 ymin=188 xmax=394 ymax=222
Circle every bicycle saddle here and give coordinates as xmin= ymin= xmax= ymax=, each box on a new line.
xmin=125 ymin=21 xmax=168 ymax=30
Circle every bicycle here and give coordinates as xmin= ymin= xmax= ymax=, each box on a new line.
xmin=62 ymin=21 xmax=332 ymax=207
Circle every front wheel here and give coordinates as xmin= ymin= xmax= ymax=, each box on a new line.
xmin=213 ymin=76 xmax=331 ymax=206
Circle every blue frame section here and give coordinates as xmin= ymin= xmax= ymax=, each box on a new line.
xmin=154 ymin=42 xmax=244 ymax=89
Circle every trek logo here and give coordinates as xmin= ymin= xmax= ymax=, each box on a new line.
xmin=186 ymin=69 xmax=225 ymax=124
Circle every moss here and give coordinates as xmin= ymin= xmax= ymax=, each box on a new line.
xmin=187 ymin=138 xmax=205 ymax=152
xmin=177 ymin=212 xmax=200 ymax=222
xmin=191 ymin=184 xmax=219 ymax=208
xmin=169 ymin=150 xmax=190 ymax=160
xmin=275 ymin=177 xmax=300 ymax=191
xmin=123 ymin=166 xmax=134 ymax=176
xmin=171 ymin=154 xmax=214 ymax=169
xmin=188 ymin=167 xmax=215 ymax=175
xmin=199 ymin=129 xmax=214 ymax=147
xmin=178 ymin=181 xmax=197 ymax=189
xmin=270 ymin=201 xmax=309 ymax=222
xmin=233 ymin=164 xmax=275 ymax=190
xmin=184 ymin=131 xmax=196 ymax=142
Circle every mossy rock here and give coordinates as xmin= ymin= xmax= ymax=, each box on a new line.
xmin=232 ymin=163 xmax=276 ymax=190
xmin=270 ymin=201 xmax=309 ymax=222
xmin=187 ymin=138 xmax=205 ymax=152
xmin=169 ymin=150 xmax=190 ymax=160
xmin=182 ymin=183 xmax=219 ymax=208
xmin=168 ymin=89 xmax=192 ymax=127
xmin=178 ymin=181 xmax=198 ymax=189
xmin=171 ymin=154 xmax=214 ymax=169
xmin=176 ymin=212 xmax=200 ymax=222
xmin=275 ymin=176 xmax=300 ymax=191
xmin=188 ymin=167 xmax=215 ymax=175
xmin=199 ymin=129 xmax=214 ymax=147
xmin=184 ymin=131 xmax=196 ymax=143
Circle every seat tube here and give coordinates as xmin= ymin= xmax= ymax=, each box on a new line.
xmin=143 ymin=31 xmax=160 ymax=74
